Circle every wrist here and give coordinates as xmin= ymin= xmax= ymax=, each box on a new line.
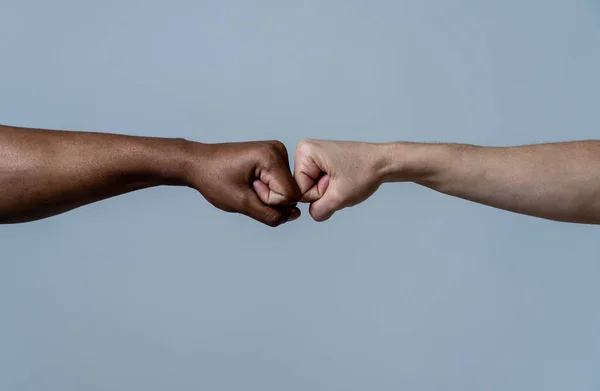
xmin=378 ymin=142 xmax=453 ymax=184
xmin=144 ymin=137 xmax=196 ymax=186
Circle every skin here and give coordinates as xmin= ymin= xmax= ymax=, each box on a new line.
xmin=0 ymin=125 xmax=301 ymax=226
xmin=3 ymin=124 xmax=598 ymax=226
xmin=295 ymin=139 xmax=600 ymax=224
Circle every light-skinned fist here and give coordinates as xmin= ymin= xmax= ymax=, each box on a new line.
xmin=294 ymin=139 xmax=390 ymax=221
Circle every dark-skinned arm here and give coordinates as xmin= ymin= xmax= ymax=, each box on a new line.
xmin=0 ymin=124 xmax=301 ymax=226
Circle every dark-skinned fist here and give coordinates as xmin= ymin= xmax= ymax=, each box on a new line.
xmin=183 ymin=140 xmax=301 ymax=227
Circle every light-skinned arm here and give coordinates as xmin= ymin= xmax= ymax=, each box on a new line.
xmin=294 ymin=139 xmax=600 ymax=224
xmin=0 ymin=124 xmax=301 ymax=226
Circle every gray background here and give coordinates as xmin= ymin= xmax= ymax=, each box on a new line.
xmin=1 ymin=1 xmax=600 ymax=390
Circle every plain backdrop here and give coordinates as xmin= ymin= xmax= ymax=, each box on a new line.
xmin=1 ymin=1 xmax=600 ymax=390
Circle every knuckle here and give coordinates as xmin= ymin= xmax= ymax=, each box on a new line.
xmin=267 ymin=140 xmax=286 ymax=153
xmin=298 ymin=138 xmax=315 ymax=146
xmin=259 ymin=143 xmax=281 ymax=163
xmin=296 ymin=140 xmax=323 ymax=166
xmin=296 ymin=138 xmax=315 ymax=153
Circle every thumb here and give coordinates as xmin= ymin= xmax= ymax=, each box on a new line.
xmin=309 ymin=190 xmax=343 ymax=222
xmin=301 ymin=174 xmax=330 ymax=203
xmin=294 ymin=140 xmax=326 ymax=197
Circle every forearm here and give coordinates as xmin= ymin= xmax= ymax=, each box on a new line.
xmin=383 ymin=141 xmax=600 ymax=224
xmin=0 ymin=125 xmax=190 ymax=223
